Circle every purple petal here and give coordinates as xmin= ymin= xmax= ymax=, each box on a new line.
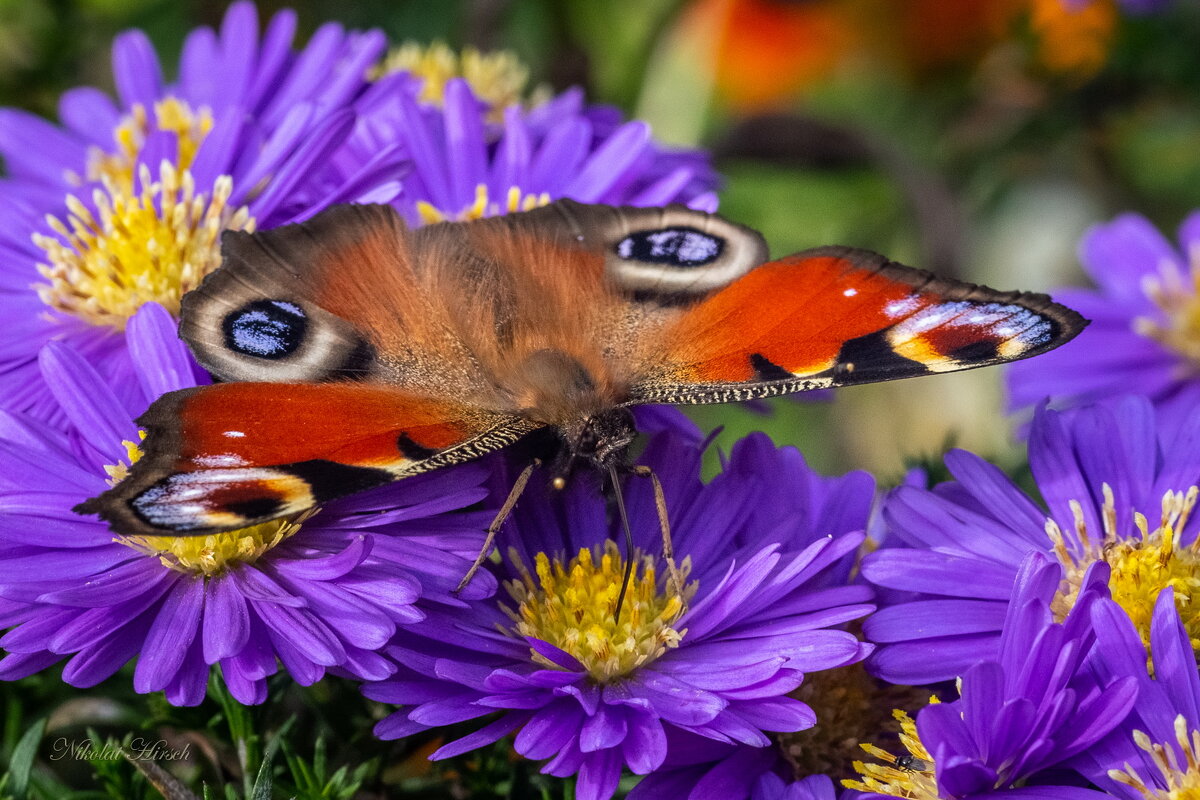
xmin=515 ymin=701 xmax=583 ymax=760
xmin=443 ymin=79 xmax=488 ymax=208
xmin=863 ymin=599 xmax=1008 ymax=643
xmin=111 ymin=30 xmax=164 ymax=108
xmin=133 ymin=575 xmax=204 ymax=691
xmin=580 ymin=703 xmax=628 ymax=752
xmin=432 ymin=713 xmax=529 ymax=759
xmin=126 ymin=302 xmax=201 ymax=398
xmin=867 ymin=634 xmax=1000 ymax=685
xmin=622 ymin=714 xmax=667 ymax=774
xmin=38 ymin=342 xmax=138 ymax=457
xmin=1079 ymin=213 xmax=1182 ymax=303
xmin=575 ymin=748 xmax=622 ymax=800
xmin=202 ymin=574 xmax=251 ymax=662
xmin=628 ymin=670 xmax=726 ymax=726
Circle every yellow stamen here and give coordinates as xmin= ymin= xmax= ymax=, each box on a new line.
xmin=105 ymin=439 xmax=304 ymax=576
xmin=119 ymin=515 xmax=307 ymax=577
xmin=1135 ymin=253 xmax=1200 ymax=371
xmin=374 ymin=41 xmax=545 ymax=121
xmin=843 ymin=703 xmax=940 ymax=798
xmin=78 ymin=97 xmax=214 ymax=192
xmin=416 ymin=183 xmax=551 ymax=225
xmin=103 ymin=434 xmax=146 ymax=486
xmin=35 ymin=162 xmax=254 ymax=330
xmin=501 ymin=541 xmax=695 ymax=683
xmin=1110 ymin=715 xmax=1200 ymax=799
xmin=1046 ymin=483 xmax=1200 ymax=654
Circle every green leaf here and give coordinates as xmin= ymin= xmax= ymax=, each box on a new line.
xmin=247 ymin=756 xmax=271 ymax=800
xmin=6 ymin=718 xmax=45 ymax=800
xmin=247 ymin=717 xmax=295 ymax=800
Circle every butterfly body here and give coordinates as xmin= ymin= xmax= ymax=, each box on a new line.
xmin=77 ymin=200 xmax=1086 ymax=537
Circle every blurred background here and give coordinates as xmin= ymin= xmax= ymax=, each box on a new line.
xmin=5 ymin=0 xmax=1200 ymax=480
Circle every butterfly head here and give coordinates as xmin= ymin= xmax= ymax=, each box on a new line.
xmin=549 ymin=406 xmax=637 ymax=489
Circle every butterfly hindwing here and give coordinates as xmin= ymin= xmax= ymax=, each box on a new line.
xmin=627 ymin=246 xmax=1087 ymax=404
xmin=76 ymin=383 xmax=534 ymax=536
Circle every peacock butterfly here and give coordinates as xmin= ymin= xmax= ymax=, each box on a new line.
xmin=77 ymin=200 xmax=1085 ymax=546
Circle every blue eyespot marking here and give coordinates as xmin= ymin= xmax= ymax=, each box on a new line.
xmin=615 ymin=227 xmax=723 ymax=267
xmin=223 ymin=300 xmax=307 ymax=359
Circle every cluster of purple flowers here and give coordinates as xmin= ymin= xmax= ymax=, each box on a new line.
xmin=2 ymin=2 xmax=1199 ymax=799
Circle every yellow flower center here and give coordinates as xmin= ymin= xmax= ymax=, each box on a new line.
xmin=781 ymin=663 xmax=933 ymax=781
xmin=502 ymin=541 xmax=694 ymax=683
xmin=1135 ymin=253 xmax=1200 ymax=372
xmin=416 ymin=183 xmax=550 ymax=225
xmin=374 ymin=41 xmax=543 ymax=121
xmin=1111 ymin=715 xmax=1200 ymax=800
xmin=105 ymin=439 xmax=303 ymax=576
xmin=843 ymin=703 xmax=940 ymax=799
xmin=1047 ymin=484 xmax=1200 ymax=654
xmin=34 ymin=162 xmax=254 ymax=330
xmin=79 ymin=97 xmax=214 ymax=192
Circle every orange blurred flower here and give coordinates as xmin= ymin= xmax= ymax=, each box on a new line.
xmin=1028 ymin=0 xmax=1117 ymax=76
xmin=687 ymin=0 xmax=857 ymax=110
xmin=683 ymin=0 xmax=1119 ymax=109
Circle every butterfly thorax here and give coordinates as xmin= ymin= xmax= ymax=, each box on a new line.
xmin=502 ymin=348 xmax=635 ymax=472
xmin=502 ymin=348 xmax=615 ymax=424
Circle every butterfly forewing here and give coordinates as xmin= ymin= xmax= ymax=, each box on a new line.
xmin=626 ymin=246 xmax=1086 ymax=404
xmin=76 ymin=383 xmax=533 ymax=537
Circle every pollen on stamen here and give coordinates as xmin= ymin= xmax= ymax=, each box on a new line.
xmin=500 ymin=540 xmax=695 ymax=683
xmin=416 ymin=184 xmax=551 ymax=225
xmin=105 ymin=439 xmax=306 ymax=576
xmin=1134 ymin=253 xmax=1200 ymax=370
xmin=34 ymin=162 xmax=254 ymax=330
xmin=374 ymin=41 xmax=546 ymax=121
xmin=842 ymin=703 xmax=940 ymax=799
xmin=1110 ymin=715 xmax=1200 ymax=799
xmin=77 ymin=97 xmax=214 ymax=192
xmin=1046 ymin=482 xmax=1200 ymax=653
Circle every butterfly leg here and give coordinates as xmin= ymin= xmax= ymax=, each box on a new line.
xmin=455 ymin=459 xmax=539 ymax=594
xmin=629 ymin=465 xmax=685 ymax=597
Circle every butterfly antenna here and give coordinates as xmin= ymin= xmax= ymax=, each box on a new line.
xmin=630 ymin=465 xmax=684 ymax=597
xmin=608 ymin=464 xmax=636 ymax=623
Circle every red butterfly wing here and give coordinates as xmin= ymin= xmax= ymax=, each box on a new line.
xmin=76 ymin=383 xmax=533 ymax=536
xmin=631 ymin=246 xmax=1086 ymax=403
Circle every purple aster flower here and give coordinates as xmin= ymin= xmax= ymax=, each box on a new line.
xmin=1007 ymin=212 xmax=1200 ymax=435
xmin=861 ymin=393 xmax=1200 ymax=685
xmin=847 ymin=552 xmax=1136 ymax=800
xmin=0 ymin=303 xmax=496 ymax=706
xmin=0 ymin=2 xmax=398 ymax=422
xmin=348 ymin=72 xmax=719 ymax=227
xmin=364 ymin=432 xmax=875 ymax=800
xmin=1073 ymin=588 xmax=1200 ymax=797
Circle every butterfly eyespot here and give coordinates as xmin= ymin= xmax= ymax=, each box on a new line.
xmin=223 ymin=300 xmax=307 ymax=359
xmin=615 ymin=227 xmax=724 ymax=268
xmin=603 ymin=214 xmax=766 ymax=298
